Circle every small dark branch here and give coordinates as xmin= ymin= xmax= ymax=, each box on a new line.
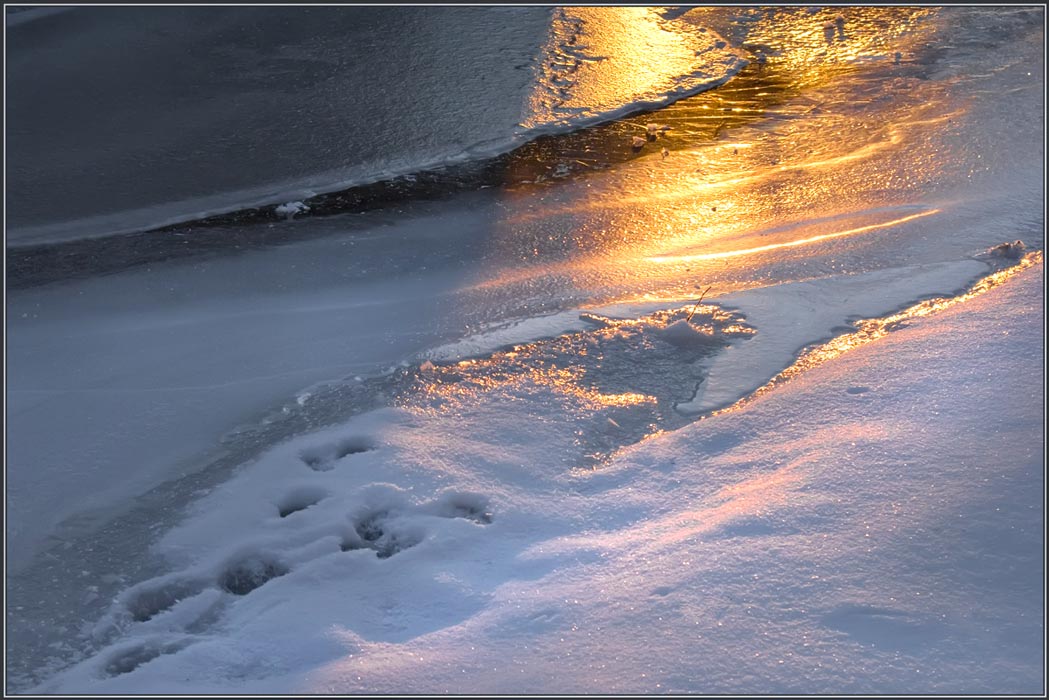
xmin=686 ymin=285 xmax=713 ymax=323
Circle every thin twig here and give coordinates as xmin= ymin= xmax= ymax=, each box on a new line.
xmin=686 ymin=285 xmax=712 ymax=323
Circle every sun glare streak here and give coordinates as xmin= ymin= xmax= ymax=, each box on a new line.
xmin=647 ymin=208 xmax=941 ymax=263
xmin=505 ymin=109 xmax=963 ymax=226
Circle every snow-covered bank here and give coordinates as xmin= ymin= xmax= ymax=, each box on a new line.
xmin=36 ymin=256 xmax=1043 ymax=695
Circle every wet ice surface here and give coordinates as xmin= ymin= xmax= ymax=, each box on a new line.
xmin=4 ymin=6 xmax=554 ymax=243
xmin=5 ymin=6 xmax=747 ymax=246
xmin=5 ymin=5 xmax=1045 ymax=694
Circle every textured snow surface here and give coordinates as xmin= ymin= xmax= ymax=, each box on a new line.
xmin=38 ymin=261 xmax=1044 ymax=695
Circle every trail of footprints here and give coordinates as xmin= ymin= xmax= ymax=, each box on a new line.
xmin=298 ymin=436 xmax=374 ymax=472
xmin=84 ymin=304 xmax=743 ymax=681
xmin=89 ymin=434 xmax=493 ymax=679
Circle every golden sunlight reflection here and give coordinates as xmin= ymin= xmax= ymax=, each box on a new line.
xmin=401 ymin=304 xmax=754 ymax=468
xmin=406 ymin=327 xmax=664 ymax=417
xmin=713 ymin=252 xmax=1044 ymax=417
xmin=636 ymin=422 xmax=892 ymax=551
xmin=523 ymin=7 xmax=742 ymax=131
xmin=652 ymin=460 xmax=805 ymax=548
xmin=647 ymin=208 xmax=941 ymax=263
xmin=687 ymin=6 xmax=935 ymax=89
xmin=413 ymin=362 xmax=656 ymax=415
xmin=465 ymin=6 xmax=965 ymax=311
xmin=502 ymin=107 xmax=961 ymax=229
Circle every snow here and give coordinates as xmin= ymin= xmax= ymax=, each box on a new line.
xmin=989 ymin=239 xmax=1028 ymax=260
xmin=678 ymin=259 xmax=989 ymax=414
xmin=6 ymin=6 xmax=1043 ymax=694
xmin=34 ymin=257 xmax=1043 ymax=694
xmin=657 ymin=318 xmax=722 ymax=349
xmin=4 ymin=206 xmax=492 ymax=569
xmin=275 ymin=201 xmax=309 ymax=220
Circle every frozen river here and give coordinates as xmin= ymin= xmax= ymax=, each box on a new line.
xmin=6 ymin=6 xmax=1044 ymax=693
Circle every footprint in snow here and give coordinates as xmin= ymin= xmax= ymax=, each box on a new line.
xmin=217 ymin=551 xmax=290 ymax=596
xmin=275 ymin=486 xmax=329 ymax=518
xmin=340 ymin=492 xmax=493 ymax=558
xmin=342 ymin=509 xmax=421 ymax=559
xmin=84 ymin=463 xmax=495 ymax=679
xmin=121 ymin=577 xmax=208 ymax=623
xmin=298 ymin=435 xmax=375 ymax=471
xmin=426 ymin=491 xmax=494 ymax=525
xmin=102 ymin=636 xmax=195 ymax=677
